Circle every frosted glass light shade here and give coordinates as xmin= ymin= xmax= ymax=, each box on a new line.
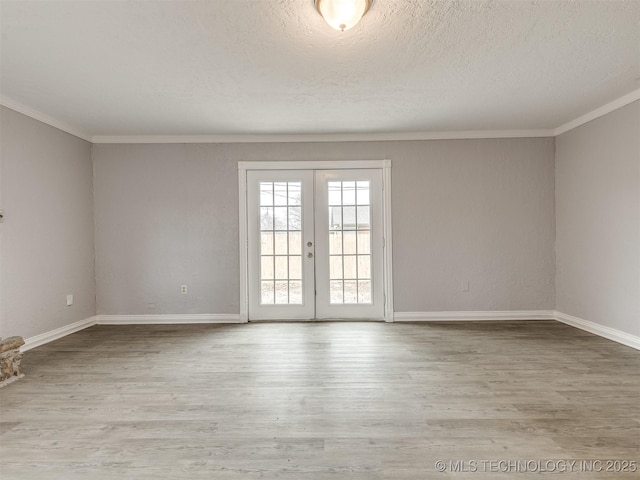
xmin=315 ymin=0 xmax=372 ymax=31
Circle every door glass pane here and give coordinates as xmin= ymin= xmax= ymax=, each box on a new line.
xmin=289 ymin=256 xmax=302 ymax=280
xmin=289 ymin=232 xmax=301 ymax=255
xmin=260 ymin=207 xmax=273 ymax=230
xmin=343 ymin=255 xmax=357 ymax=278
xmin=275 ymin=281 xmax=288 ymax=304
xmin=358 ymin=280 xmax=371 ymax=303
xmin=261 ymin=281 xmax=274 ymax=304
xmin=288 ymin=207 xmax=301 ymax=230
xmin=289 ymin=281 xmax=302 ymax=303
xmin=329 ymin=231 xmax=342 ymax=254
xmin=356 ymin=181 xmax=370 ymax=205
xmin=274 ymin=256 xmax=288 ymax=279
xmin=343 ymin=206 xmax=356 ymax=229
xmin=261 ymin=256 xmax=274 ymax=280
xmin=274 ymin=182 xmax=287 ymax=206
xmin=274 ymin=232 xmax=288 ymax=255
xmin=274 ymin=207 xmax=288 ymax=230
xmin=330 ymin=256 xmax=343 ymax=279
xmin=356 ymin=206 xmax=370 ymax=229
xmin=261 ymin=232 xmax=274 ymax=255
xmin=288 ymin=184 xmax=301 ymax=205
xmin=260 ymin=183 xmax=273 ymax=206
xmin=343 ymin=181 xmax=356 ymax=205
xmin=343 ymin=231 xmax=357 ymax=254
xmin=357 ymin=231 xmax=370 ymax=254
xmin=328 ymin=182 xmax=342 ymax=205
xmin=329 ymin=207 xmax=342 ymax=230
xmin=327 ymin=180 xmax=372 ymax=304
xmin=344 ymin=280 xmax=358 ymax=303
xmin=259 ymin=181 xmax=303 ymax=305
xmin=330 ymin=280 xmax=344 ymax=303
xmin=357 ymin=255 xmax=371 ymax=279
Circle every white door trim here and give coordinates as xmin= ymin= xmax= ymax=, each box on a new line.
xmin=382 ymin=164 xmax=394 ymax=322
xmin=238 ymin=160 xmax=394 ymax=322
xmin=239 ymin=160 xmax=391 ymax=171
xmin=238 ymin=169 xmax=249 ymax=322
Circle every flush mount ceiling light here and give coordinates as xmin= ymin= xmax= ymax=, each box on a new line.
xmin=315 ymin=0 xmax=372 ymax=31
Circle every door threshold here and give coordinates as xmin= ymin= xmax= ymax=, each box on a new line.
xmin=248 ymin=318 xmax=385 ymax=323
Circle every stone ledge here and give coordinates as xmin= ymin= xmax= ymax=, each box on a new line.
xmin=0 ymin=336 xmax=25 ymax=386
xmin=0 ymin=336 xmax=25 ymax=353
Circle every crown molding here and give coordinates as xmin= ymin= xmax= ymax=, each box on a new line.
xmin=3 ymin=89 xmax=638 ymax=144
xmin=90 ymin=130 xmax=553 ymax=144
xmin=554 ymin=88 xmax=640 ymax=136
xmin=0 ymin=95 xmax=92 ymax=142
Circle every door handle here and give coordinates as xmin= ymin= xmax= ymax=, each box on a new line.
xmin=307 ymin=252 xmax=314 ymax=258
xmin=307 ymin=241 xmax=313 ymax=247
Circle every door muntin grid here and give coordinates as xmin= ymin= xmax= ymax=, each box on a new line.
xmin=327 ymin=180 xmax=372 ymax=304
xmin=259 ymin=181 xmax=303 ymax=305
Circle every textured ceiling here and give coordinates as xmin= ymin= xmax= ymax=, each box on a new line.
xmin=1 ymin=0 xmax=639 ymax=136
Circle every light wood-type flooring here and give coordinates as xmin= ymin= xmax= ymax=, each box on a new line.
xmin=1 ymin=321 xmax=639 ymax=479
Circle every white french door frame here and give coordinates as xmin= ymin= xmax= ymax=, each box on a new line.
xmin=238 ymin=160 xmax=393 ymax=322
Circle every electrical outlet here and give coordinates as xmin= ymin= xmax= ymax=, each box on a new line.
xmin=181 ymin=285 xmax=187 ymax=295
xmin=462 ymin=281 xmax=470 ymax=292
xmin=66 ymin=294 xmax=74 ymax=306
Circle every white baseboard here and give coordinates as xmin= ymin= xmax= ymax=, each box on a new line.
xmin=22 ymin=316 xmax=97 ymax=352
xmin=393 ymin=310 xmax=555 ymax=322
xmin=554 ymin=311 xmax=640 ymax=351
xmin=20 ymin=314 xmax=244 ymax=351
xmin=96 ymin=314 xmax=243 ymax=325
xmin=19 ymin=311 xmax=638 ymax=353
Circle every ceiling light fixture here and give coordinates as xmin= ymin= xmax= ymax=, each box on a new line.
xmin=315 ymin=0 xmax=372 ymax=32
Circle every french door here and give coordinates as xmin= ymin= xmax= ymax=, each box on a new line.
xmin=246 ymin=168 xmax=385 ymax=321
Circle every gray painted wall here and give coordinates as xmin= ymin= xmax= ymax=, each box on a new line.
xmin=556 ymin=100 xmax=640 ymax=337
xmin=0 ymin=106 xmax=96 ymax=339
xmin=93 ymin=138 xmax=556 ymax=315
xmin=4 ymin=97 xmax=638 ymax=341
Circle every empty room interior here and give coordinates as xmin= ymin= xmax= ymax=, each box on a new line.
xmin=1 ymin=1 xmax=639 ymax=478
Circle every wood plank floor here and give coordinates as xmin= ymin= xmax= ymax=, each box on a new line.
xmin=1 ymin=321 xmax=639 ymax=479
